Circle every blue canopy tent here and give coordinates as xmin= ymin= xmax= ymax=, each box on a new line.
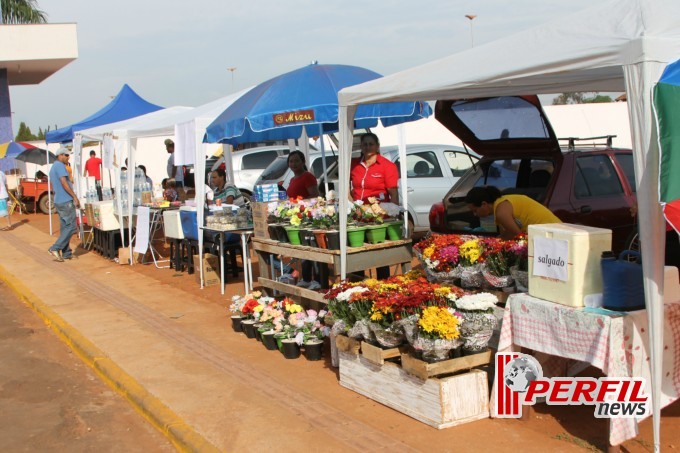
xmin=44 ymin=84 xmax=163 ymax=235
xmin=46 ymin=84 xmax=163 ymax=144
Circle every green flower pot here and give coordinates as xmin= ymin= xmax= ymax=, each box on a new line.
xmin=347 ymin=226 xmax=366 ymax=247
xmin=365 ymin=224 xmax=387 ymax=244
xmin=386 ymin=221 xmax=404 ymax=241
xmin=284 ymin=226 xmax=302 ymax=245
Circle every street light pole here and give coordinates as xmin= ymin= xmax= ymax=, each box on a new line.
xmin=227 ymin=67 xmax=237 ymax=93
xmin=465 ymin=14 xmax=477 ymax=48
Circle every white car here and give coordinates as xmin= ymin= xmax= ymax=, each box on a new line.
xmin=207 ymin=145 xmax=316 ymax=199
xmin=255 ymin=144 xmax=479 ymax=233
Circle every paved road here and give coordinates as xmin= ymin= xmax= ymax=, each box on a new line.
xmin=0 ymin=281 xmax=176 ymax=452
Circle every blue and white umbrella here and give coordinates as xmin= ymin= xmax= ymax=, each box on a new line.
xmin=204 ymin=62 xmax=431 ymax=145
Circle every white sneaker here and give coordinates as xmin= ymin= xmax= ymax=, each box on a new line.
xmin=307 ymin=281 xmax=322 ymax=290
xmin=296 ymin=280 xmax=311 ymax=288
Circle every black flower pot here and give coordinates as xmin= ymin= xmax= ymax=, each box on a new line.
xmin=281 ymin=339 xmax=301 ymax=359
xmin=241 ymin=320 xmax=257 ymax=339
xmin=254 ymin=323 xmax=264 ymax=342
xmin=230 ymin=316 xmax=243 ymax=333
xmin=274 ymin=225 xmax=290 ymax=243
xmin=325 ymin=230 xmax=341 ymax=250
xmin=304 ymin=341 xmax=324 ymax=361
xmin=261 ymin=331 xmax=279 ymax=350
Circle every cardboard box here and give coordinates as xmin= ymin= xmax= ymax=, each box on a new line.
xmin=251 ymin=202 xmax=271 ymax=239
xmin=528 ymin=223 xmax=612 ymax=307
xmin=193 ymin=253 xmax=220 ymax=286
xmin=118 ymin=247 xmax=140 ymax=265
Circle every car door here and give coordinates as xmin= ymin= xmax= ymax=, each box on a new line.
xmin=395 ymin=150 xmax=451 ymax=230
xmin=565 ymin=153 xmax=635 ymax=251
xmin=238 ymin=149 xmax=283 ymax=192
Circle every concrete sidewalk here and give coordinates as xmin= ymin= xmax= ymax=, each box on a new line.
xmin=0 ymin=217 xmax=644 ymax=452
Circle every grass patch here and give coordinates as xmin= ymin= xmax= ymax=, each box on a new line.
xmin=553 ymin=432 xmax=602 ymax=451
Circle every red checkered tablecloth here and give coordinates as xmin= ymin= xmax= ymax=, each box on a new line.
xmin=491 ymin=293 xmax=680 ymax=446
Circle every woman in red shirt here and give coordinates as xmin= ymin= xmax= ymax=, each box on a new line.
xmin=286 ymin=151 xmax=319 ymax=199
xmin=350 ymin=132 xmax=399 ymax=204
xmin=350 ymin=133 xmax=398 ymax=280
xmin=286 ymin=151 xmax=321 ymax=289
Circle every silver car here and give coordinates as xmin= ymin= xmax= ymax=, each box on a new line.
xmin=255 ymin=144 xmax=478 ymax=233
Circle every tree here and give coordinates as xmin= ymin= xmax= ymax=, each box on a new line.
xmin=15 ymin=121 xmax=39 ymax=141
xmin=1 ymin=0 xmax=47 ymax=24
xmin=553 ymin=92 xmax=613 ymax=105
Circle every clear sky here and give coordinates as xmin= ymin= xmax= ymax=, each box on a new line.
xmin=9 ymin=0 xmax=613 ymax=135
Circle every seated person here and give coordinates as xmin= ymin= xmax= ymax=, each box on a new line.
xmin=163 ymin=178 xmax=179 ymax=202
xmin=210 ymin=168 xmax=245 ymax=206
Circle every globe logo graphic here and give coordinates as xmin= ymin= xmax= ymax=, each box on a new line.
xmin=504 ymin=355 xmax=542 ymax=393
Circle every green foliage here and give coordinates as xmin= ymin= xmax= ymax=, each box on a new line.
xmin=14 ymin=121 xmax=43 ymax=141
xmin=1 ymin=0 xmax=47 ymax=24
xmin=552 ymin=92 xmax=613 ymax=105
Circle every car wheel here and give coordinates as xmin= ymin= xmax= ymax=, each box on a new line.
xmin=38 ymin=193 xmax=56 ymax=215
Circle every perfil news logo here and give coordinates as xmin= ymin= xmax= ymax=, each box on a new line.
xmin=495 ymin=353 xmax=650 ymax=418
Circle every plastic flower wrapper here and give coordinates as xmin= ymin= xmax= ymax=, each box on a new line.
xmin=367 ymin=321 xmax=405 ymax=348
xmin=412 ymin=306 xmax=463 ymax=362
xmin=455 ymin=293 xmax=499 ymax=354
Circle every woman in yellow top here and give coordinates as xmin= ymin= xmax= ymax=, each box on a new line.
xmin=465 ymin=186 xmax=561 ymax=239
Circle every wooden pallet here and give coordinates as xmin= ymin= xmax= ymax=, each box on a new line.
xmin=335 ymin=334 xmax=361 ymax=355
xmin=360 ymin=341 xmax=408 ymax=365
xmin=339 ymin=351 xmax=489 ymax=429
xmin=400 ymin=350 xmax=493 ymax=380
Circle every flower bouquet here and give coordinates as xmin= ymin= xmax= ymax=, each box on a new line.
xmin=508 ymin=234 xmax=529 ymax=291
xmin=411 ymin=306 xmax=462 ymax=363
xmin=414 ymin=233 xmax=466 ymax=283
xmin=454 ymin=293 xmax=499 ymax=354
xmin=452 ymin=237 xmax=485 ymax=288
xmin=479 ymin=237 xmax=515 ymax=288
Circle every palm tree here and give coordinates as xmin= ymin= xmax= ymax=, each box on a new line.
xmin=1 ymin=0 xmax=47 ymax=24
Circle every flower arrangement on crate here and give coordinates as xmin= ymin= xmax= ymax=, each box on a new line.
xmin=415 ymin=233 xmax=529 ymax=289
xmin=454 ymin=292 xmax=499 ymax=354
xmin=414 ymin=234 xmax=485 ymax=287
xmin=412 ymin=306 xmax=463 ymax=362
xmin=325 ymin=270 xmax=485 ymax=357
xmin=478 ymin=235 xmax=527 ymax=288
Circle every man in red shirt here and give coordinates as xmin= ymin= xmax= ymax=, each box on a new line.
xmin=83 ymin=150 xmax=103 ymax=201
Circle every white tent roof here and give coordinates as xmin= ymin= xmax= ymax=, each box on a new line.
xmin=339 ymin=0 xmax=680 ymax=104
xmin=337 ymin=0 xmax=680 ymax=449
xmin=77 ymin=106 xmax=192 ymax=141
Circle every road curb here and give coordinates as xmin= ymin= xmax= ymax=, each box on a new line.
xmin=0 ymin=264 xmax=221 ymax=453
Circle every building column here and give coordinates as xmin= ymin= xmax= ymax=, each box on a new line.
xmin=0 ymin=69 xmax=13 ymax=143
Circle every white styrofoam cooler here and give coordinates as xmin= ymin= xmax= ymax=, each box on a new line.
xmin=528 ymin=223 xmax=612 ymax=307
xmin=163 ymin=210 xmax=184 ymax=239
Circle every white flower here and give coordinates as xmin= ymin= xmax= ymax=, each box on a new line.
xmin=455 ymin=293 xmax=498 ymax=311
xmin=295 ymin=332 xmax=305 ymax=345
xmin=336 ymin=286 xmax=369 ymax=302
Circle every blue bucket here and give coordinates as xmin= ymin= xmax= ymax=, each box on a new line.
xmin=601 ymin=250 xmax=646 ymax=311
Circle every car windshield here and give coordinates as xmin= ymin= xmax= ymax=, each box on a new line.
xmin=452 ymin=157 xmax=555 ymax=200
xmin=259 ymin=156 xmax=289 ymax=181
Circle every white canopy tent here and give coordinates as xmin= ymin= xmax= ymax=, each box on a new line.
xmin=78 ymin=88 xmax=252 ymax=286
xmin=338 ymin=0 xmax=680 ymax=450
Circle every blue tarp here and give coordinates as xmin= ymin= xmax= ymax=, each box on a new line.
xmin=46 ymin=84 xmax=163 ymax=144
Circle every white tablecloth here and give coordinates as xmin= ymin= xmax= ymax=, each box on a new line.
xmin=492 ymin=293 xmax=680 ymax=446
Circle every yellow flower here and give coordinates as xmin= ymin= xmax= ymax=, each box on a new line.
xmin=370 ymin=311 xmax=383 ymax=321
xmin=253 ymin=305 xmax=264 ymax=313
xmin=418 ymin=306 xmax=460 ymax=340
xmin=423 ymin=244 xmax=436 ymax=259
xmin=287 ymin=303 xmax=303 ymax=313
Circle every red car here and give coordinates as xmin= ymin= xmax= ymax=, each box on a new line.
xmin=428 ymin=95 xmax=637 ymax=252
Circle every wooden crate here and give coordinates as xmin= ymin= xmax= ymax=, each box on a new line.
xmin=335 ymin=334 xmax=361 ymax=355
xmin=400 ymin=350 xmax=492 ymax=380
xmin=339 ymin=351 xmax=489 ymax=429
xmin=360 ymin=341 xmax=407 ymax=366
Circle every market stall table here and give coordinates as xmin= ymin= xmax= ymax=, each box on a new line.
xmin=491 ymin=293 xmax=680 ymax=448
xmin=252 ymin=237 xmax=412 ymax=304
xmin=200 ymin=227 xmax=254 ymax=295
xmin=138 ymin=205 xmax=179 ymax=269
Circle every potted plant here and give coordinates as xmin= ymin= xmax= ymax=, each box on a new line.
xmin=258 ymin=300 xmax=287 ymax=351
xmin=228 ymin=295 xmax=246 ymax=333
xmin=299 ymin=309 xmax=329 ymax=361
xmin=411 ymin=306 xmax=462 ymax=363
xmin=454 ymin=293 xmax=499 ymax=355
xmin=240 ymin=297 xmax=264 ymax=339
